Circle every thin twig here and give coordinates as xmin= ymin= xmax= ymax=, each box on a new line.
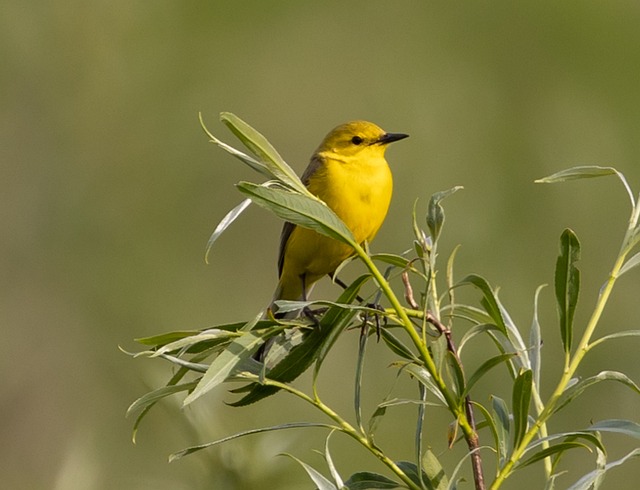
xmin=403 ymin=271 xmax=486 ymax=490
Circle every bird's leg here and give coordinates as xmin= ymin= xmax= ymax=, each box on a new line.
xmin=299 ymin=273 xmax=324 ymax=325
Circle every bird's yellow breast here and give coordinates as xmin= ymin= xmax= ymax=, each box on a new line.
xmin=309 ymin=151 xmax=393 ymax=245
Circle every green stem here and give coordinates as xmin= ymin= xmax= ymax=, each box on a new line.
xmin=354 ymin=245 xmax=478 ymax=450
xmin=265 ymin=378 xmax=422 ymax=490
xmin=490 ymin=241 xmax=631 ymax=489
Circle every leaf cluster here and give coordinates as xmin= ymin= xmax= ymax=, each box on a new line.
xmin=127 ymin=114 xmax=640 ymax=490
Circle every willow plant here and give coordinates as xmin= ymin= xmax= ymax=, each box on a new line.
xmin=127 ymin=113 xmax=640 ymax=490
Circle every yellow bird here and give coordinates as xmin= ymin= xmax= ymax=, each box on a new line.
xmin=273 ymin=121 xmax=408 ymax=308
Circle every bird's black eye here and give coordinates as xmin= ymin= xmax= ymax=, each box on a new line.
xmin=351 ymin=136 xmax=364 ymax=145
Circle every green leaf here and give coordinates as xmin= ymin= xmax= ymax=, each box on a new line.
xmin=457 ymin=275 xmax=508 ymax=335
xmin=355 ymin=320 xmax=369 ymax=434
xmin=422 ymin=449 xmax=449 ymax=490
xmin=426 ymin=187 xmax=463 ymax=242
xmin=411 ymin=199 xmax=428 ymax=254
xmin=370 ymin=252 xmax=411 ymax=268
xmin=157 ymin=353 xmax=209 ymax=373
xmin=512 ymin=369 xmax=533 ymax=448
xmin=445 ymin=303 xmax=493 ymax=326
xmin=205 ymin=198 xmax=252 ymax=263
xmin=458 ymin=323 xmax=504 ymax=354
xmin=618 ymin=251 xmax=640 ymax=277
xmin=237 ymin=182 xmax=356 ymax=246
xmin=220 ymin=112 xmax=309 ymax=195
xmin=323 ymin=431 xmax=344 ymax=488
xmin=380 ymin=328 xmax=419 ymax=361
xmin=281 ymin=453 xmax=337 ymax=490
xmin=396 ymin=461 xmax=433 ymax=489
xmin=554 ymin=371 xmax=640 ymax=414
xmin=536 ymin=166 xmax=636 ymax=209
xmin=403 ymin=364 xmax=448 ymax=406
xmin=518 ymin=442 xmax=592 ymax=469
xmin=232 ymin=276 xmax=366 ymax=407
xmin=461 ymin=353 xmax=517 ymax=399
xmin=415 ymin=383 xmax=426 ymax=485
xmin=555 ymin=229 xmax=581 ymax=353
xmin=491 ymin=395 xmax=511 ymax=465
xmin=134 ymin=330 xmax=202 ymax=347
xmin=567 ymin=448 xmax=640 ymax=490
xmin=535 ymin=166 xmax=618 ymax=183
xmin=587 ymin=419 xmax=640 ymax=439
xmin=524 ymin=430 xmax=605 ymax=455
xmin=472 ymin=402 xmax=501 ymax=467
xmin=589 ymin=330 xmax=640 ymax=350
xmin=169 ymin=422 xmax=336 ymax=461
xmin=446 ymin=351 xmax=465 ymax=400
xmin=147 ymin=329 xmax=240 ymax=358
xmin=314 ymin=274 xmax=370 ymax=370
xmin=183 ymin=331 xmax=270 ymax=406
xmin=127 ymin=382 xmax=198 ymax=419
xmin=344 ymin=472 xmax=400 ymax=489
xmin=530 ymin=285 xmax=546 ymax=389
xmin=202 ymin=128 xmax=270 ymax=178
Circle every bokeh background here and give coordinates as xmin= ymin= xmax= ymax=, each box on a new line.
xmin=2 ymin=1 xmax=639 ymax=489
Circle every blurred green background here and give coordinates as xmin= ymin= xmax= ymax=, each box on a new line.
xmin=2 ymin=1 xmax=639 ymax=489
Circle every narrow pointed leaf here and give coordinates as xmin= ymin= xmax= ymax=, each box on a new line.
xmin=523 ymin=430 xmax=605 ymax=455
xmin=183 ymin=331 xmax=268 ymax=406
xmin=380 ymin=328 xmax=419 ymax=361
xmin=518 ymin=442 xmax=592 ymax=469
xmin=512 ymin=369 xmax=533 ymax=448
xmin=323 ymin=431 xmax=343 ymax=488
xmin=344 ymin=472 xmax=400 ymax=489
xmin=315 ymin=274 xmax=370 ymax=370
xmin=457 ymin=274 xmax=508 ymax=335
xmin=492 ymin=395 xmax=511 ymax=464
xmin=499 ymin=301 xmax=530 ymax=370
xmin=148 ymin=329 xmax=239 ymax=358
xmin=370 ymin=252 xmax=411 ymax=268
xmin=281 ymin=453 xmax=337 ymax=490
xmin=472 ymin=402 xmax=501 ymax=466
xmin=555 ymin=229 xmax=580 ymax=353
xmin=237 ymin=182 xmax=355 ymax=246
xmin=587 ymin=419 xmax=640 ymax=439
xmin=446 ymin=351 xmax=465 ymax=400
xmin=415 ymin=383 xmax=427 ymax=486
xmin=404 ymin=364 xmax=448 ymax=406
xmin=127 ymin=382 xmax=199 ymax=418
xmin=169 ymin=422 xmax=336 ymax=461
xmin=355 ymin=325 xmax=368 ymax=433
xmin=590 ymin=330 xmax=640 ymax=350
xmin=205 ymin=198 xmax=252 ymax=263
xmin=536 ymin=166 xmax=635 ymax=210
xmin=426 ymin=186 xmax=463 ymax=242
xmin=135 ymin=330 xmax=202 ymax=347
xmin=220 ymin=112 xmax=309 ymax=194
xmin=396 ymin=461 xmax=433 ymax=489
xmin=618 ymin=251 xmax=640 ymax=277
xmin=530 ymin=285 xmax=546 ymax=388
xmin=535 ymin=166 xmax=618 ymax=183
xmin=422 ymin=448 xmax=449 ymax=490
xmin=462 ymin=353 xmax=517 ymax=399
xmin=567 ymin=448 xmax=640 ymax=490
xmin=554 ymin=371 xmax=640 ymax=414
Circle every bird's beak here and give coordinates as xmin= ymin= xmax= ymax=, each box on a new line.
xmin=376 ymin=132 xmax=409 ymax=145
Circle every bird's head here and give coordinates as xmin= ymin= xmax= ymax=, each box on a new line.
xmin=315 ymin=120 xmax=408 ymax=159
